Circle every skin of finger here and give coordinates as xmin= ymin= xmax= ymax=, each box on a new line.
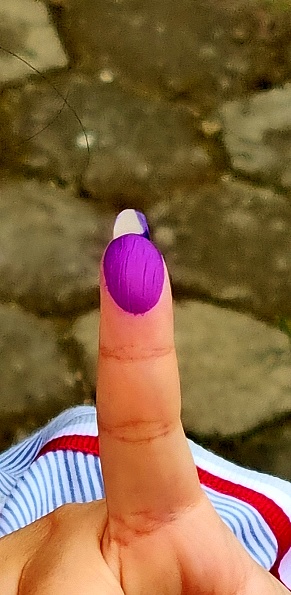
xmin=97 ymin=253 xmax=290 ymax=595
xmin=0 ymin=499 xmax=286 ymax=595
xmin=18 ymin=502 xmax=123 ymax=595
xmin=0 ymin=511 xmax=52 ymax=594
xmin=97 ymin=261 xmax=202 ymax=538
xmin=103 ymin=492 xmax=290 ymax=595
xmin=0 ymin=502 xmax=123 ymax=595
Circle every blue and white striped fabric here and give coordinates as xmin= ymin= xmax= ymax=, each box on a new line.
xmin=204 ymin=486 xmax=276 ymax=568
xmin=0 ymin=405 xmax=290 ymax=589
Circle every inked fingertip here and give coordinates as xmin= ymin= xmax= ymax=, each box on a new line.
xmin=103 ymin=234 xmax=164 ymax=315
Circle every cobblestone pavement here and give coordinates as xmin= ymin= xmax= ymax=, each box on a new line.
xmin=0 ymin=0 xmax=291 ymax=480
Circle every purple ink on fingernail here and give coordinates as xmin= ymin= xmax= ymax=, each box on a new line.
xmin=103 ymin=234 xmax=164 ymax=315
xmin=135 ymin=211 xmax=150 ymax=239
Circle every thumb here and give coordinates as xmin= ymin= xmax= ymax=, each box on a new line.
xmin=96 ymin=209 xmax=202 ymax=540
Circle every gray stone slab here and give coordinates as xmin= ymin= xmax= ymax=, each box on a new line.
xmin=0 ymin=303 xmax=78 ymax=416
xmin=220 ymin=83 xmax=291 ymax=188
xmin=0 ymin=73 xmax=213 ymax=198
xmin=0 ymin=179 xmax=112 ymax=314
xmin=71 ymin=303 xmax=291 ymax=436
xmin=53 ymin=0 xmax=291 ymax=111
xmin=176 ymin=301 xmax=291 ymax=436
xmin=230 ymin=423 xmax=291 ymax=482
xmin=0 ymin=0 xmax=67 ymax=85
xmin=188 ymin=419 xmax=291 ymax=482
xmin=71 ymin=309 xmax=100 ymax=387
xmin=148 ymin=178 xmax=291 ymax=319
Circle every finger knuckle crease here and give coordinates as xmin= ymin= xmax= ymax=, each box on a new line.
xmin=98 ymin=418 xmax=175 ymax=444
xmin=99 ymin=344 xmax=174 ymax=362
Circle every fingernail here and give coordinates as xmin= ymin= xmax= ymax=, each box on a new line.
xmin=103 ymin=234 xmax=164 ymax=315
xmin=113 ymin=209 xmax=150 ymax=240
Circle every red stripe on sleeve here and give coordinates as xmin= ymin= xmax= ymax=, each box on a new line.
xmin=36 ymin=434 xmax=100 ymax=459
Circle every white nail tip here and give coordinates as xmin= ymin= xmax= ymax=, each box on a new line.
xmin=113 ymin=209 xmax=144 ymax=239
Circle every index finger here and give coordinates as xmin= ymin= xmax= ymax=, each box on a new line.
xmin=97 ymin=210 xmax=202 ymax=541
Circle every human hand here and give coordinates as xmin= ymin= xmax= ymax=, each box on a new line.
xmin=0 ymin=210 xmax=288 ymax=594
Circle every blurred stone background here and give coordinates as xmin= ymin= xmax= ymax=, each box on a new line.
xmin=0 ymin=0 xmax=291 ymax=479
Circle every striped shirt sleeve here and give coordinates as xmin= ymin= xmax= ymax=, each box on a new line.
xmin=0 ymin=405 xmax=290 ymax=590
